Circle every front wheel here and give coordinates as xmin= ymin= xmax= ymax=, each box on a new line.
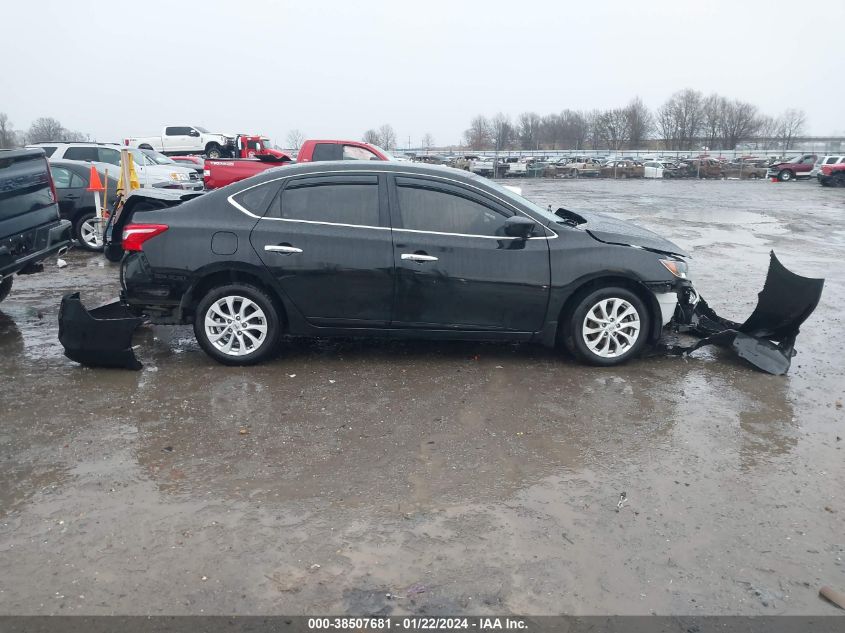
xmin=0 ymin=276 xmax=12 ymax=303
xmin=194 ymin=283 xmax=281 ymax=366
xmin=778 ymin=169 xmax=793 ymax=182
xmin=565 ymin=287 xmax=649 ymax=366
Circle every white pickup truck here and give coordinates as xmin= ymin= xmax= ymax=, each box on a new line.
xmin=124 ymin=126 xmax=235 ymax=158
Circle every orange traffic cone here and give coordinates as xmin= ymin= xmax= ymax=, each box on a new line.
xmin=87 ymin=165 xmax=105 ymax=192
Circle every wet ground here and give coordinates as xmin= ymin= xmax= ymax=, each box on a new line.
xmin=0 ymin=178 xmax=843 ymax=616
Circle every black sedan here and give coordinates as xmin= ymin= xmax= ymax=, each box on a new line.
xmin=50 ymin=160 xmax=119 ymax=251
xmin=118 ymin=162 xmax=694 ymax=366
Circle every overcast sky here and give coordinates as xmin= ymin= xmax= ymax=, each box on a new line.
xmin=2 ymin=0 xmax=842 ymax=147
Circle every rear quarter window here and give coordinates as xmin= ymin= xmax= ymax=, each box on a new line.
xmin=231 ymin=182 xmax=282 ymax=216
xmin=311 ymin=143 xmax=342 ymax=162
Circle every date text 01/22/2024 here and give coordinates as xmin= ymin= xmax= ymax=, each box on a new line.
xmin=307 ymin=617 xmax=528 ymax=630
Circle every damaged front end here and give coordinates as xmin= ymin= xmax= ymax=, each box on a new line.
xmin=667 ymin=251 xmax=824 ymax=375
xmin=58 ymin=293 xmax=144 ymax=370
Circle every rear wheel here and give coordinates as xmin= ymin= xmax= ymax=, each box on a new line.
xmin=74 ymin=212 xmax=104 ymax=251
xmin=566 ymin=287 xmax=649 ymax=367
xmin=194 ymin=283 xmax=281 ymax=366
xmin=832 ymin=173 xmax=845 ymax=187
xmin=0 ymin=276 xmax=12 ymax=303
xmin=778 ymin=169 xmax=794 ymax=182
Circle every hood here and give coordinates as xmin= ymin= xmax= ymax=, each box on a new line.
xmin=554 ymin=208 xmax=688 ymax=257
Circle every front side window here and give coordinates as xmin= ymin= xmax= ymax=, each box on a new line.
xmin=396 ymin=185 xmax=509 ymax=236
xmin=803 ymin=156 xmax=816 ymax=164
xmin=97 ymin=148 xmax=122 ymax=166
xmin=165 ymin=127 xmax=190 ymax=136
xmin=825 ymin=156 xmax=839 ymax=164
xmin=273 ymin=180 xmax=379 ymax=226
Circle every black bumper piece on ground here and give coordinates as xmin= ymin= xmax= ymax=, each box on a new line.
xmin=58 ymin=293 xmax=144 ymax=370
xmin=668 ymin=251 xmax=824 ymax=375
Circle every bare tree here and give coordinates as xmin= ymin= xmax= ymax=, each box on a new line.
xmin=657 ymin=89 xmax=704 ymax=150
xmin=701 ymin=93 xmax=726 ymax=150
xmin=719 ymin=100 xmax=760 ymax=150
xmin=463 ymin=115 xmax=492 ymax=149
xmin=0 ymin=113 xmax=18 ymax=148
xmin=421 ymin=132 xmax=434 ymax=150
xmin=562 ymin=110 xmax=589 ymax=150
xmin=755 ymin=115 xmax=780 ymax=149
xmin=285 ymin=129 xmax=305 ymax=150
xmin=490 ymin=113 xmax=513 ymax=152
xmin=777 ymin=108 xmax=806 ymax=150
xmin=597 ymin=108 xmax=631 ymax=152
xmin=625 ymin=97 xmax=653 ymax=149
xmin=517 ymin=112 xmax=541 ymax=150
xmin=363 ymin=129 xmax=380 ymax=145
xmin=585 ymin=110 xmax=603 ymax=150
xmin=377 ymin=124 xmax=397 ymax=150
xmin=25 ymin=117 xmax=66 ymax=143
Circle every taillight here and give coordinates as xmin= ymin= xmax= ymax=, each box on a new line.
xmin=122 ymin=224 xmax=169 ymax=251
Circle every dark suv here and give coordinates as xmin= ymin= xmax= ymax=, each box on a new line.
xmin=117 ymin=162 xmax=694 ymax=367
xmin=0 ymin=149 xmax=73 ymax=303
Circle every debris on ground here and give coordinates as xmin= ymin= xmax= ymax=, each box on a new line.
xmin=616 ymin=492 xmax=627 ymax=512
xmin=819 ymin=586 xmax=845 ymax=610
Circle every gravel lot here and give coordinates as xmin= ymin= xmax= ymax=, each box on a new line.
xmin=0 ymin=178 xmax=843 ymax=616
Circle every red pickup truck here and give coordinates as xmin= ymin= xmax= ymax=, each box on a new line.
xmin=766 ymin=154 xmax=817 ymax=181
xmin=203 ymin=139 xmax=390 ymax=189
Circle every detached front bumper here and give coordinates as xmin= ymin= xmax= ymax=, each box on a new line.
xmin=663 ymin=251 xmax=824 ymax=375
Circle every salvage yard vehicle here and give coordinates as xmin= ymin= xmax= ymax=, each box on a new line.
xmin=554 ymin=157 xmax=601 ymax=178
xmin=811 ymin=155 xmax=845 ymax=178
xmin=643 ymin=161 xmax=665 ymax=179
xmin=721 ymin=161 xmax=767 ymax=179
xmin=203 ymin=139 xmax=384 ymax=189
xmin=59 ymin=162 xmax=824 ymax=376
xmin=29 ymin=142 xmax=203 ymax=191
xmin=767 ymin=154 xmax=817 ymax=181
xmin=0 ymin=149 xmax=73 ymax=303
xmin=50 ymin=160 xmax=118 ymax=251
xmin=818 ymin=162 xmax=845 ymax=187
xmin=600 ymin=160 xmax=644 ymax=178
xmin=125 ymin=126 xmax=235 ymax=159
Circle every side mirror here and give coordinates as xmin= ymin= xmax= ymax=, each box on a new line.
xmin=189 ymin=129 xmax=200 ymax=137
xmin=504 ymin=215 xmax=536 ymax=239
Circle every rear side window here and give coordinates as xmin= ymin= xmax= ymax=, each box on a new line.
xmin=231 ymin=182 xmax=281 ymax=216
xmin=825 ymin=156 xmax=839 ymax=164
xmin=272 ymin=179 xmax=379 ymax=226
xmin=51 ymin=167 xmax=73 ymax=189
xmin=63 ymin=147 xmax=98 ymax=161
xmin=311 ymin=143 xmax=342 ymax=161
xmin=396 ymin=184 xmax=509 ymax=237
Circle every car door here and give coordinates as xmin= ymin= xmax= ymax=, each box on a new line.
xmin=164 ymin=127 xmax=190 ymax=153
xmin=388 ymin=175 xmax=551 ymax=332
xmin=50 ymin=166 xmax=86 ymax=220
xmin=248 ymin=173 xmax=395 ymax=327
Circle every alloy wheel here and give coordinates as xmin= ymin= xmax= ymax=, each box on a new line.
xmin=204 ymin=295 xmax=269 ymax=357
xmin=581 ymin=298 xmax=641 ymax=358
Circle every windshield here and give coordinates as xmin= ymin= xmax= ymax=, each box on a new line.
xmin=469 ymin=173 xmax=561 ymax=224
xmin=141 ymin=149 xmax=176 ymax=165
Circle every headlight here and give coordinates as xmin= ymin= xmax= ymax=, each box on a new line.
xmin=659 ymin=258 xmax=688 ymax=278
xmin=169 ymin=172 xmax=189 ymax=181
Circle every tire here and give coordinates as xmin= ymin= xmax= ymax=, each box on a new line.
xmin=74 ymin=212 xmax=105 ymax=252
xmin=205 ymin=142 xmax=222 ymax=159
xmin=778 ymin=169 xmax=793 ymax=182
xmin=0 ymin=276 xmax=12 ymax=303
xmin=565 ymin=286 xmax=650 ymax=367
xmin=749 ymin=173 xmax=759 ymax=180
xmin=832 ymin=174 xmax=845 ymax=188
xmin=194 ymin=283 xmax=281 ymax=366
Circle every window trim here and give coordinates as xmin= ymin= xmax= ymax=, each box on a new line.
xmin=227 ymin=169 xmax=557 ymax=240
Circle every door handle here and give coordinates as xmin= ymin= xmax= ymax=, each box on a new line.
xmin=264 ymin=244 xmax=303 ymax=254
xmin=401 ymin=253 xmax=438 ymax=262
